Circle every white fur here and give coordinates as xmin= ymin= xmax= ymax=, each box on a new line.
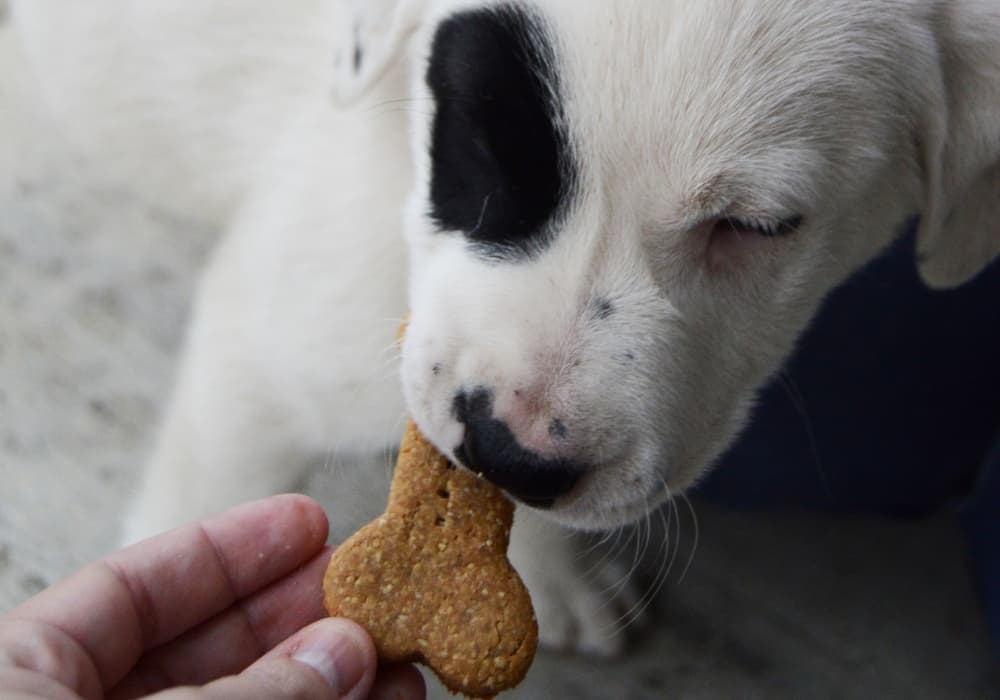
xmin=11 ymin=0 xmax=1000 ymax=654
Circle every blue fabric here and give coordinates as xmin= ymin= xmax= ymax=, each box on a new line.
xmin=691 ymin=223 xmax=1000 ymax=650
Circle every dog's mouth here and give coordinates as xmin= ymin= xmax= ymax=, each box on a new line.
xmin=429 ymin=408 xmax=669 ymax=530
xmin=558 ymin=439 xmax=686 ymax=531
xmin=446 ymin=387 xmax=589 ymax=508
xmin=401 ymin=339 xmax=684 ymax=529
xmin=452 ymin=427 xmax=585 ymax=509
xmin=456 ymin=448 xmax=664 ymax=531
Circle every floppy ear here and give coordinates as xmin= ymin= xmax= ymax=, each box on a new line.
xmin=915 ymin=9 xmax=1000 ymax=289
xmin=331 ymin=0 xmax=428 ymax=104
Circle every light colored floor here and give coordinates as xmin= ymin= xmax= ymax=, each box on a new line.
xmin=1 ymin=19 xmax=997 ymax=700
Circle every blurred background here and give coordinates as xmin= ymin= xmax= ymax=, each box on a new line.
xmin=1 ymin=10 xmax=998 ymax=698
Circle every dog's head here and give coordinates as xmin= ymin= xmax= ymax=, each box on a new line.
xmin=336 ymin=0 xmax=1000 ymax=530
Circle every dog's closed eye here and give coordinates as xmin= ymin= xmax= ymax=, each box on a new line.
xmin=715 ymin=214 xmax=804 ymax=238
xmin=703 ymin=214 xmax=804 ymax=272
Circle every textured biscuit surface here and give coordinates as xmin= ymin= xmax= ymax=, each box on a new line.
xmin=323 ymin=421 xmax=537 ymax=698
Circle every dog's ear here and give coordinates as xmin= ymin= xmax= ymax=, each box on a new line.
xmin=915 ymin=12 xmax=1000 ymax=289
xmin=331 ymin=0 xmax=428 ymax=104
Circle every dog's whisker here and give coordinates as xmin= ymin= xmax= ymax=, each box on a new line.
xmin=597 ymin=514 xmax=647 ymax=612
xmin=368 ymin=107 xmax=436 ymax=120
xmin=584 ymin=523 xmax=632 ymax=585
xmin=609 ymin=494 xmax=670 ymax=636
xmin=576 ymin=527 xmax=618 ymax=561
xmin=378 ymin=355 xmax=402 ymax=372
xmin=320 ymin=442 xmax=338 ymax=476
xmin=595 ymin=527 xmax=618 ymax=550
xmin=360 ymin=96 xmax=434 ymax=114
xmin=607 ymin=500 xmax=674 ymax=637
xmin=370 ymin=96 xmax=435 ymax=107
xmin=778 ymin=371 xmax=834 ymax=501
xmin=587 ymin=525 xmax=640 ymax=592
xmin=358 ymin=98 xmax=436 ymax=117
xmin=374 ymin=342 xmax=403 ymax=364
xmin=659 ymin=477 xmax=683 ymax=585
xmin=583 ymin=523 xmax=628 ymax=581
xmin=594 ymin=537 xmax=639 ymax=616
xmin=677 ymin=492 xmax=700 ymax=584
xmin=468 ymin=192 xmax=494 ymax=237
xmin=379 ymin=411 xmax=408 ymax=486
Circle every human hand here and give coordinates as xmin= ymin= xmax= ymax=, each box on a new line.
xmin=0 ymin=495 xmax=425 ymax=700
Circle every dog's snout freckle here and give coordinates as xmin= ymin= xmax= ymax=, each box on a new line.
xmin=432 ymin=363 xmax=443 ymax=376
xmin=592 ymin=297 xmax=615 ymax=321
xmin=618 ymin=351 xmax=636 ymax=364
xmin=549 ymin=418 xmax=568 ymax=439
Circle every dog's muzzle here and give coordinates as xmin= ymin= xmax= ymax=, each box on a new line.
xmin=451 ymin=388 xmax=583 ymax=508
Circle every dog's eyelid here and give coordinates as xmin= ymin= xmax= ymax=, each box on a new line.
xmin=683 ymin=193 xmax=803 ymax=237
xmin=719 ymin=213 xmax=804 ymax=237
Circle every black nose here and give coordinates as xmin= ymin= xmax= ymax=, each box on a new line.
xmin=452 ymin=389 xmax=583 ymax=508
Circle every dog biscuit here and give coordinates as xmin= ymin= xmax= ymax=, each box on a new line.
xmin=322 ymin=420 xmax=537 ymax=698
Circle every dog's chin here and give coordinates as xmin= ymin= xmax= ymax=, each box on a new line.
xmin=538 ymin=483 xmax=669 ymax=532
xmin=540 ymin=495 xmax=664 ymax=532
xmin=545 ymin=396 xmax=759 ymax=531
xmin=526 ymin=449 xmax=700 ymax=532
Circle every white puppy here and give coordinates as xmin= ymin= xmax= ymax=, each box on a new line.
xmin=11 ymin=0 xmax=1000 ymax=654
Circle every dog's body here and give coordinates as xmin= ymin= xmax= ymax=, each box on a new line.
xmin=11 ymin=0 xmax=1000 ymax=653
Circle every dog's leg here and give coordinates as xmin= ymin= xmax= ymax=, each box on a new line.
xmin=122 ymin=225 xmax=409 ymax=543
xmin=122 ymin=380 xmax=310 ymax=544
xmin=121 ymin=88 xmax=413 ymax=543
xmin=508 ymin=508 xmax=651 ymax=657
xmin=121 ymin=237 xmax=316 ymax=543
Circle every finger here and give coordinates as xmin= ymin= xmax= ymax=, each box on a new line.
xmin=145 ymin=619 xmax=378 ymax=700
xmin=8 ymin=494 xmax=328 ymax=693
xmin=0 ymin=667 xmax=81 ymax=700
xmin=108 ymin=548 xmax=332 ymax=698
xmin=0 ymin=618 xmax=102 ymax=700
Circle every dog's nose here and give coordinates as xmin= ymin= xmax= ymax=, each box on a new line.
xmin=452 ymin=389 xmax=583 ymax=508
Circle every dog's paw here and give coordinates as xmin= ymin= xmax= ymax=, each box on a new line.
xmin=508 ymin=511 xmax=649 ymax=657
xmin=533 ymin=556 xmax=646 ymax=657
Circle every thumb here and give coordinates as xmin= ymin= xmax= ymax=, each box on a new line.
xmin=197 ymin=618 xmax=377 ymax=700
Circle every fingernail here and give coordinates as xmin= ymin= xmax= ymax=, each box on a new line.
xmin=292 ymin=620 xmax=368 ymax=693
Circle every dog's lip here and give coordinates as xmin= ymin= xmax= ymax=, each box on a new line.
xmin=540 ymin=440 xmax=647 ymax=509
xmin=452 ymin=438 xmax=584 ymax=509
xmin=443 ymin=438 xmax=590 ymax=508
xmin=534 ymin=441 xmax=679 ymax=529
xmin=415 ymin=412 xmax=647 ymax=514
xmin=548 ymin=479 xmax=670 ymax=531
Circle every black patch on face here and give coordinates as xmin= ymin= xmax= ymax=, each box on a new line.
xmin=425 ymin=4 xmax=576 ymax=260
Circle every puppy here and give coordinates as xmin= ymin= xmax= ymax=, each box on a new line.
xmin=12 ymin=0 xmax=1000 ymax=654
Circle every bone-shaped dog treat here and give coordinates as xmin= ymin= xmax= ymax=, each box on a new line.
xmin=322 ymin=420 xmax=538 ymax=698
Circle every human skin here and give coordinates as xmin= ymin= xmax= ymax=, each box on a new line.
xmin=0 ymin=494 xmax=425 ymax=700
